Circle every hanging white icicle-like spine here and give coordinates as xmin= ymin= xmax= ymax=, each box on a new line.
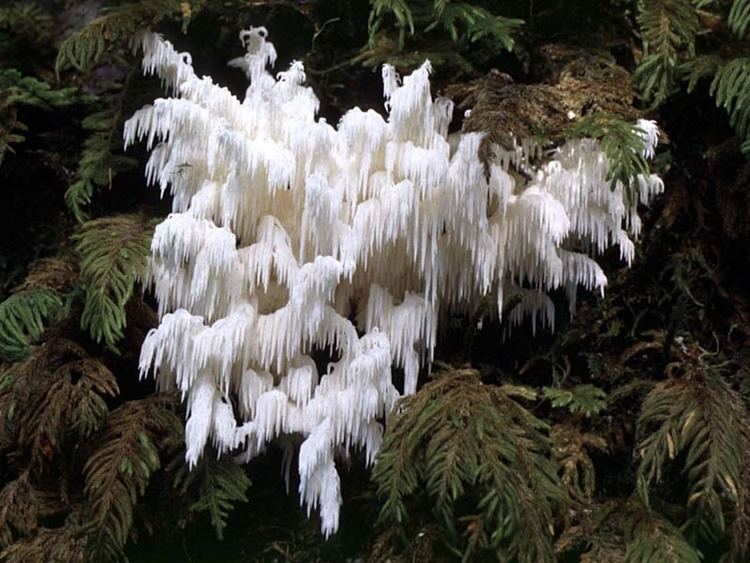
xmin=127 ymin=29 xmax=662 ymax=536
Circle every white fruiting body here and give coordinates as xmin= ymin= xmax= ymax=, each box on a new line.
xmin=125 ymin=27 xmax=663 ymax=536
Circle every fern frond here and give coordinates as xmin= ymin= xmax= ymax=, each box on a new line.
xmin=84 ymin=393 xmax=181 ymax=559
xmin=373 ymin=368 xmax=566 ymax=562
xmin=634 ymin=0 xmax=701 ymax=105
xmin=72 ymin=214 xmax=155 ymax=349
xmin=174 ymin=456 xmax=252 ymax=539
xmin=636 ymin=353 xmax=750 ymax=542
xmin=0 ymin=289 xmax=64 ymax=361
xmin=65 ymin=111 xmax=137 ymax=223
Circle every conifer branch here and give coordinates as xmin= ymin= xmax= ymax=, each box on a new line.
xmin=566 ymin=113 xmax=655 ymax=198
xmin=373 ymin=369 xmax=566 ymax=562
xmin=65 ymin=111 xmax=138 ymax=223
xmin=557 ymin=498 xmax=703 ymax=562
xmin=0 ymin=69 xmax=81 ymax=111
xmin=55 ymin=0 xmax=191 ymax=75
xmin=366 ymin=0 xmax=522 ymax=70
xmin=0 ymin=472 xmax=37 ymax=550
xmin=72 ymin=214 xmax=155 ymax=349
xmin=174 ymin=456 xmax=252 ymax=539
xmin=0 ymin=289 xmax=65 ymax=362
xmin=83 ymin=394 xmax=181 ymax=560
xmin=728 ymin=0 xmax=750 ymax=38
xmin=551 ymin=425 xmax=607 ymax=507
xmin=0 ymin=513 xmax=90 ymax=563
xmin=0 ymin=339 xmax=119 ymax=472
xmin=636 ymin=351 xmax=750 ymax=542
xmin=0 ymin=69 xmax=83 ymax=164
xmin=634 ymin=0 xmax=701 ymax=105
xmin=709 ymin=57 xmax=750 ymax=156
xmin=543 ymin=384 xmax=608 ymax=418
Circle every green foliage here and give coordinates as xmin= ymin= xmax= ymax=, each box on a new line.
xmin=566 ymin=113 xmax=654 ymax=200
xmin=65 ymin=111 xmax=138 ymax=223
xmin=622 ymin=507 xmax=703 ymax=563
xmin=728 ymin=0 xmax=750 ymax=38
xmin=682 ymin=54 xmax=722 ymax=93
xmin=0 ymin=289 xmax=65 ymax=361
xmin=0 ymin=338 xmax=119 ymax=472
xmin=369 ymin=0 xmax=416 ymax=47
xmin=174 ymin=456 xmax=252 ymax=540
xmin=0 ymin=68 xmax=85 ymax=163
xmin=638 ymin=0 xmax=750 ymax=157
xmin=0 ymin=472 xmax=37 ymax=550
xmin=551 ymin=425 xmax=607 ymax=507
xmin=429 ymin=1 xmax=521 ymax=50
xmin=557 ymin=498 xmax=703 ymax=563
xmin=84 ymin=394 xmax=182 ymax=560
xmin=0 ymin=0 xmax=745 ymax=560
xmin=0 ymin=514 xmax=91 ymax=563
xmin=0 ymin=101 xmax=26 ymax=164
xmin=636 ymin=354 xmax=750 ymax=543
xmin=543 ymin=384 xmax=608 ymax=418
xmin=634 ymin=0 xmax=700 ymax=106
xmin=0 ymin=3 xmax=53 ymax=48
xmin=0 ymin=69 xmax=82 ymax=111
xmin=55 ymin=0 xmax=193 ymax=75
xmin=364 ymin=0 xmax=522 ymax=70
xmin=708 ymin=58 xmax=750 ymax=156
xmin=72 ymin=214 xmax=155 ymax=350
xmin=0 ymin=300 xmax=179 ymax=562
xmin=373 ymin=368 xmax=566 ymax=562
